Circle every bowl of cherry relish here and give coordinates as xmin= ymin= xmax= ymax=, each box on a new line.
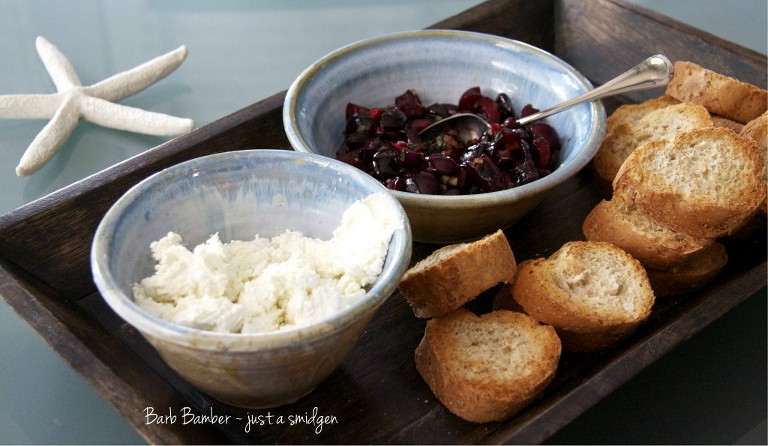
xmin=284 ymin=29 xmax=606 ymax=243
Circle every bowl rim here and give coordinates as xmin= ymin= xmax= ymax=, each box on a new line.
xmin=90 ymin=149 xmax=413 ymax=351
xmin=283 ymin=29 xmax=606 ymax=208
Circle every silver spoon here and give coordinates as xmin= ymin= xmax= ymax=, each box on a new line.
xmin=419 ymin=54 xmax=674 ymax=141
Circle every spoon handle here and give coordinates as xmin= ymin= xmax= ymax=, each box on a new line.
xmin=516 ymin=54 xmax=674 ymax=126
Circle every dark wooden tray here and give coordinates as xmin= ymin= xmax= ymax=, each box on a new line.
xmin=0 ymin=0 xmax=765 ymax=443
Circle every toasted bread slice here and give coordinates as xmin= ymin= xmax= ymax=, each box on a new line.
xmin=593 ymin=102 xmax=712 ymax=190
xmin=594 ymin=96 xmax=679 ymax=192
xmin=398 ymin=229 xmax=516 ymax=318
xmin=646 ymin=242 xmax=728 ymax=297
xmin=415 ymin=308 xmax=561 ymax=423
xmin=711 ymin=114 xmax=744 ymax=134
xmin=494 ymin=283 xmax=649 ymax=353
xmin=613 ymin=127 xmax=765 ymax=238
xmin=741 ymin=111 xmax=768 ymax=150
xmin=634 ymin=102 xmax=713 ymax=141
xmin=740 ymin=111 xmax=768 ymax=214
xmin=510 ymin=241 xmax=655 ymax=352
xmin=666 ymin=61 xmax=767 ymax=124
xmin=740 ymin=111 xmax=768 ymax=180
xmin=592 ymin=122 xmax=639 ymax=193
xmin=582 ymin=196 xmax=714 ymax=269
xmin=605 ymin=95 xmax=680 ymax=129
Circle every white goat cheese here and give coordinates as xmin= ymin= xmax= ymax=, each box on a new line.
xmin=133 ymin=193 xmax=402 ymax=333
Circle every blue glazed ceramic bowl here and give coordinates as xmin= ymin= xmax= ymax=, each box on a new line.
xmin=284 ymin=29 xmax=606 ymax=243
xmin=91 ymin=149 xmax=412 ymax=408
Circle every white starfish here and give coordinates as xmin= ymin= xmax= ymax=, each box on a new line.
xmin=0 ymin=36 xmax=195 ymax=176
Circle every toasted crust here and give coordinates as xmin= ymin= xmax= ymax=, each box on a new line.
xmin=592 ymin=122 xmax=638 ymax=192
xmin=740 ymin=111 xmax=768 ymax=213
xmin=711 ymin=114 xmax=744 ymax=133
xmin=415 ymin=309 xmax=561 ymax=423
xmin=613 ymin=127 xmax=766 ymax=238
xmin=494 ymin=282 xmax=645 ymax=352
xmin=740 ymin=111 xmax=768 ymax=179
xmin=510 ymin=241 xmax=655 ymax=352
xmin=582 ymin=197 xmax=714 ymax=270
xmin=646 ymin=242 xmax=728 ymax=297
xmin=666 ymin=61 xmax=767 ymax=124
xmin=398 ymin=229 xmax=516 ymax=318
xmin=740 ymin=111 xmax=768 ymax=151
xmin=593 ymin=101 xmax=712 ymax=189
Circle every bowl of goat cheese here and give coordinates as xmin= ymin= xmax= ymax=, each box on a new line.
xmin=91 ymin=149 xmax=412 ymax=408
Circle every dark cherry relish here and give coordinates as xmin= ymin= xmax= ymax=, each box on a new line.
xmin=335 ymin=87 xmax=561 ymax=195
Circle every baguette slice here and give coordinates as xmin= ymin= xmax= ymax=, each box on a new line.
xmin=740 ymin=111 xmax=768 ymax=214
xmin=594 ymin=96 xmax=680 ymax=191
xmin=415 ymin=309 xmax=561 ymax=423
xmin=399 ymin=229 xmax=516 ymax=318
xmin=666 ymin=61 xmax=767 ymax=124
xmin=646 ymin=242 xmax=728 ymax=297
xmin=633 ymin=102 xmax=713 ymax=141
xmin=740 ymin=111 xmax=768 ymax=183
xmin=711 ymin=115 xmax=744 ymax=134
xmin=605 ymin=95 xmax=680 ymax=129
xmin=582 ymin=196 xmax=714 ymax=269
xmin=593 ymin=102 xmax=712 ymax=190
xmin=510 ymin=241 xmax=655 ymax=352
xmin=494 ymin=283 xmax=647 ymax=353
xmin=739 ymin=111 xmax=768 ymax=215
xmin=592 ymin=122 xmax=638 ymax=193
xmin=613 ymin=127 xmax=765 ymax=238
xmin=740 ymin=111 xmax=768 ymax=152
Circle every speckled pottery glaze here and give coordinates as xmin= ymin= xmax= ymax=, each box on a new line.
xmin=91 ymin=149 xmax=412 ymax=408
xmin=284 ymin=29 xmax=606 ymax=243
